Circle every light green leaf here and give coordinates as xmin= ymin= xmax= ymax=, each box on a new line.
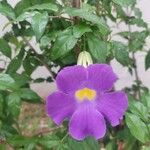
xmin=73 ymin=23 xmax=92 ymax=38
xmin=64 ymin=7 xmax=109 ymax=35
xmin=20 ymin=88 xmax=42 ymax=103
xmin=126 ymin=113 xmax=149 ymax=143
xmin=134 ymin=7 xmax=142 ymax=18
xmin=87 ymin=34 xmax=107 ymax=63
xmin=7 ymin=93 xmax=21 ymax=117
xmin=50 ymin=28 xmax=78 ymax=60
xmin=38 ymin=135 xmax=60 ymax=149
xmin=31 ymin=12 xmax=49 ymax=40
xmin=128 ymin=100 xmax=149 ymax=122
xmin=27 ymin=3 xmax=58 ymax=12
xmin=0 ymin=38 xmax=11 ymax=58
xmin=113 ymin=0 xmax=136 ymax=7
xmin=141 ymin=92 xmax=150 ymax=108
xmin=16 ymin=11 xmax=38 ymax=22
xmin=0 ymin=2 xmax=16 ymax=19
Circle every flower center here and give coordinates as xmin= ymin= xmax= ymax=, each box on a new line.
xmin=75 ymin=88 xmax=96 ymax=102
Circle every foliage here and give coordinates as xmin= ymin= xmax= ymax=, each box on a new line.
xmin=0 ymin=0 xmax=150 ymax=149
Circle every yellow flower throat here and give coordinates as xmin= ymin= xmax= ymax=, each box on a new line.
xmin=75 ymin=88 xmax=96 ymax=102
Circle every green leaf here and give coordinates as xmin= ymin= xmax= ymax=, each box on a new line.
xmin=145 ymin=51 xmax=150 ymax=70
xmin=134 ymin=8 xmax=142 ymax=18
xmin=0 ymin=2 xmax=16 ymax=19
xmin=126 ymin=113 xmax=149 ymax=143
xmin=50 ymin=28 xmax=78 ymax=60
xmin=38 ymin=135 xmax=60 ymax=149
xmin=128 ymin=100 xmax=149 ymax=122
xmin=8 ymin=135 xmax=37 ymax=148
xmin=6 ymin=58 xmax=21 ymax=74
xmin=129 ymin=18 xmax=147 ymax=28
xmin=7 ymin=93 xmax=21 ymax=117
xmin=113 ymin=41 xmax=131 ymax=66
xmin=141 ymin=92 xmax=150 ymax=108
xmin=113 ymin=0 xmax=136 ymax=7
xmin=16 ymin=11 xmax=38 ymax=22
xmin=67 ymin=137 xmax=99 ymax=150
xmin=0 ymin=74 xmax=18 ymax=91
xmin=27 ymin=3 xmax=58 ymax=12
xmin=23 ymin=54 xmax=40 ymax=75
xmin=87 ymin=33 xmax=107 ymax=63
xmin=73 ymin=23 xmax=92 ymax=38
xmin=129 ymin=31 xmax=148 ymax=51
xmin=64 ymin=7 xmax=109 ymax=35
xmin=20 ymin=88 xmax=42 ymax=103
xmin=11 ymin=73 xmax=30 ymax=87
xmin=0 ymin=38 xmax=11 ymax=58
xmin=31 ymin=12 xmax=49 ymax=40
xmin=6 ymin=48 xmax=24 ymax=74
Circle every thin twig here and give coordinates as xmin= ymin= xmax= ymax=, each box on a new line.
xmin=22 ymin=37 xmax=55 ymax=81
xmin=34 ymin=126 xmax=63 ymax=137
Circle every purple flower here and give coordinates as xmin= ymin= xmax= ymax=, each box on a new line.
xmin=46 ymin=64 xmax=128 ymax=140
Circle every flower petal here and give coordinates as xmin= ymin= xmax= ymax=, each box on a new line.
xmin=56 ymin=65 xmax=87 ymax=93
xmin=69 ymin=103 xmax=106 ymax=140
xmin=87 ymin=64 xmax=117 ymax=91
xmin=97 ymin=91 xmax=128 ymax=126
xmin=46 ymin=92 xmax=75 ymax=125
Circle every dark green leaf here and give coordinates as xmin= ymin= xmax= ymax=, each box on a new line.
xmin=7 ymin=93 xmax=21 ymax=117
xmin=87 ymin=33 xmax=107 ymax=63
xmin=50 ymin=28 xmax=78 ymax=60
xmin=126 ymin=113 xmax=149 ymax=143
xmin=23 ymin=55 xmax=39 ymax=75
xmin=31 ymin=12 xmax=49 ymax=40
xmin=0 ymin=2 xmax=16 ymax=19
xmin=20 ymin=88 xmax=42 ymax=103
xmin=0 ymin=38 xmax=11 ymax=58
xmin=64 ymin=7 xmax=109 ymax=35
xmin=73 ymin=23 xmax=92 ymax=38
xmin=145 ymin=51 xmax=150 ymax=70
xmin=8 ymin=135 xmax=37 ymax=148
xmin=113 ymin=41 xmax=131 ymax=66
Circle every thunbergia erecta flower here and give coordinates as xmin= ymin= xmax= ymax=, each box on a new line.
xmin=46 ymin=64 xmax=128 ymax=140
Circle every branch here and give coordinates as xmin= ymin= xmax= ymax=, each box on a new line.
xmin=22 ymin=37 xmax=55 ymax=81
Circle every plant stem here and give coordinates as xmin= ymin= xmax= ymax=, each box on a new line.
xmin=61 ymin=132 xmax=68 ymax=143
xmin=127 ymin=8 xmax=141 ymax=100
xmin=22 ymin=37 xmax=55 ymax=81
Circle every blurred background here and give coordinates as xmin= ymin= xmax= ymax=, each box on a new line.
xmin=1 ymin=0 xmax=150 ymax=100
